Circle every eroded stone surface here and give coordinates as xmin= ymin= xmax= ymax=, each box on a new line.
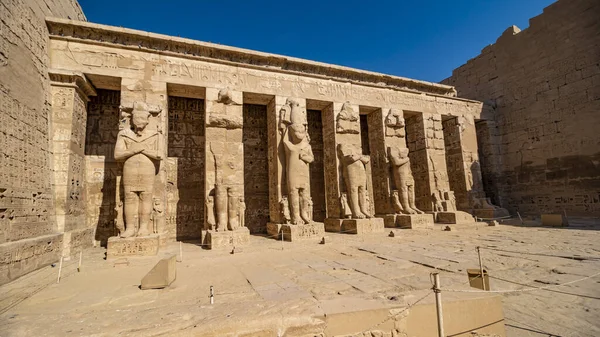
xmin=107 ymin=235 xmax=160 ymax=258
xmin=395 ymin=214 xmax=435 ymax=229
xmin=267 ymin=223 xmax=325 ymax=242
xmin=141 ymin=254 xmax=176 ymax=290
xmin=202 ymin=227 xmax=250 ymax=249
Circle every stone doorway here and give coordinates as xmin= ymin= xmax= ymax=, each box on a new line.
xmin=167 ymin=96 xmax=205 ymax=241
xmin=307 ymin=109 xmax=327 ymax=222
xmin=85 ymin=89 xmax=121 ymax=246
xmin=243 ymin=104 xmax=270 ymax=233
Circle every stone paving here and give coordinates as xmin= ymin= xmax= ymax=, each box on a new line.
xmin=1 ymin=219 xmax=599 ymax=336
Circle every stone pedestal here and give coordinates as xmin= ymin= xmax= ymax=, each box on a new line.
xmin=107 ymin=235 xmax=160 ymax=259
xmin=201 ymin=227 xmax=250 ymax=250
xmin=267 ymin=223 xmax=325 ymax=242
xmin=383 ymin=214 xmax=398 ymax=228
xmin=325 ymin=218 xmax=385 ymax=234
xmin=472 ymin=208 xmax=510 ymax=219
xmin=436 ymin=211 xmax=475 ymax=224
xmin=395 ymin=214 xmax=434 ymax=229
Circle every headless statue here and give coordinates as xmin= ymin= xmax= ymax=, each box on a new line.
xmin=114 ymin=103 xmax=162 ymax=238
xmin=338 ymin=143 xmax=372 ymax=219
xmin=388 ymin=146 xmax=424 ymax=215
xmin=282 ymin=124 xmax=314 ymax=224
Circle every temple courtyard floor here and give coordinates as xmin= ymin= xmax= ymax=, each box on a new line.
xmin=1 ymin=218 xmax=599 ymax=337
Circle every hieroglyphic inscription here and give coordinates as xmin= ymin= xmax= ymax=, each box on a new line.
xmin=307 ymin=110 xmax=326 ymax=222
xmin=85 ymin=89 xmax=121 ymax=245
xmin=242 ymin=104 xmax=269 ymax=233
xmin=167 ymin=96 xmax=205 ymax=240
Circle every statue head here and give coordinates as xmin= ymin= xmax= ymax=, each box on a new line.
xmin=131 ymin=110 xmax=151 ymax=133
xmin=399 ymin=148 xmax=409 ymax=158
xmin=121 ymin=102 xmax=162 ymax=134
xmin=217 ymin=88 xmax=234 ymax=104
xmin=289 ymin=123 xmax=306 ymax=142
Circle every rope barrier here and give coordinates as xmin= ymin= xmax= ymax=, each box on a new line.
xmin=355 ymin=291 xmax=433 ymax=336
xmin=480 ymin=246 xmax=600 ymax=261
xmin=439 ymin=270 xmax=600 ymax=294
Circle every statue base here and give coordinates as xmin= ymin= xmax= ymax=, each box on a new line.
xmin=394 ymin=214 xmax=435 ymax=229
xmin=324 ymin=218 xmax=385 ymax=234
xmin=266 ymin=222 xmax=325 ymax=242
xmin=472 ymin=208 xmax=510 ymax=219
xmin=201 ymin=227 xmax=250 ymax=250
xmin=436 ymin=211 xmax=475 ymax=224
xmin=107 ymin=235 xmax=160 ymax=259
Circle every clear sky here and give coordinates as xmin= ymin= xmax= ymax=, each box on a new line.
xmin=79 ymin=0 xmax=555 ymax=83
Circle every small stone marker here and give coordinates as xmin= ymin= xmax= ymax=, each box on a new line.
xmin=541 ymin=214 xmax=567 ymax=227
xmin=319 ymin=237 xmax=326 ymax=244
xmin=389 ymin=231 xmax=395 ymax=237
xmin=141 ymin=255 xmax=176 ymax=290
xmin=113 ymin=258 xmax=129 ymax=267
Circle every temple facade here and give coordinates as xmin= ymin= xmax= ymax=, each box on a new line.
xmin=42 ymin=18 xmax=506 ymax=254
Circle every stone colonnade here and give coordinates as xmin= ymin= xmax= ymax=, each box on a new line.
xmin=45 ymin=19 xmax=501 ymax=253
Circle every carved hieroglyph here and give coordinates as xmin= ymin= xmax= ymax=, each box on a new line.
xmin=280 ymin=98 xmax=314 ymax=225
xmin=388 ymin=146 xmax=424 ymax=215
xmin=336 ymin=102 xmax=360 ymax=134
xmin=114 ymin=102 xmax=163 ymax=238
xmin=338 ymin=143 xmax=372 ymax=219
xmin=385 ymin=109 xmax=405 ymax=137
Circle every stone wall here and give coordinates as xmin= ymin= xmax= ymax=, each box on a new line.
xmin=0 ymin=0 xmax=85 ymax=284
xmin=442 ymin=0 xmax=600 ymax=216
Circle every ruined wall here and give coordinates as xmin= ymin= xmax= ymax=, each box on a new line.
xmin=0 ymin=0 xmax=85 ymax=284
xmin=442 ymin=0 xmax=600 ymax=215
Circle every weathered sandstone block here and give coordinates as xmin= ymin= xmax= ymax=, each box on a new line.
xmin=107 ymin=235 xmax=160 ymax=259
xmin=141 ymin=254 xmax=176 ymax=290
xmin=202 ymin=227 xmax=250 ymax=249
xmin=267 ymin=223 xmax=325 ymax=242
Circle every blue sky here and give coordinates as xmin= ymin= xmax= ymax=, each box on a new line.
xmin=79 ymin=0 xmax=555 ymax=82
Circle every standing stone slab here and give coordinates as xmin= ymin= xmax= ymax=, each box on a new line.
xmin=541 ymin=214 xmax=567 ymax=227
xmin=267 ymin=223 xmax=325 ymax=242
xmin=202 ymin=227 xmax=250 ymax=250
xmin=107 ymin=235 xmax=160 ymax=259
xmin=141 ymin=254 xmax=176 ymax=290
xmin=436 ymin=211 xmax=475 ymax=224
xmin=395 ymin=214 xmax=434 ymax=229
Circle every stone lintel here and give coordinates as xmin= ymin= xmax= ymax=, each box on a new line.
xmin=267 ymin=223 xmax=325 ymax=242
xmin=201 ymin=227 xmax=250 ymax=250
xmin=395 ymin=214 xmax=435 ymax=229
xmin=436 ymin=211 xmax=475 ymax=224
xmin=45 ymin=18 xmax=459 ymax=97
xmin=107 ymin=235 xmax=160 ymax=258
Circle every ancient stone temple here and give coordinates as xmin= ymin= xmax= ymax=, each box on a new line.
xmin=3 ymin=0 xmax=596 ymax=284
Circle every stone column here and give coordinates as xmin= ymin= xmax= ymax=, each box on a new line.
xmin=106 ymin=79 xmax=168 ymax=258
xmin=445 ymin=115 xmax=509 ymax=218
xmin=49 ymin=70 xmax=96 ymax=258
xmin=201 ymin=87 xmax=249 ymax=249
xmin=322 ymin=102 xmax=384 ymax=234
xmin=368 ymin=108 xmax=406 ymax=216
xmin=405 ymin=112 xmax=450 ymax=212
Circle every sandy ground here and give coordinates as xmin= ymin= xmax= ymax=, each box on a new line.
xmin=1 ymin=218 xmax=599 ymax=336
